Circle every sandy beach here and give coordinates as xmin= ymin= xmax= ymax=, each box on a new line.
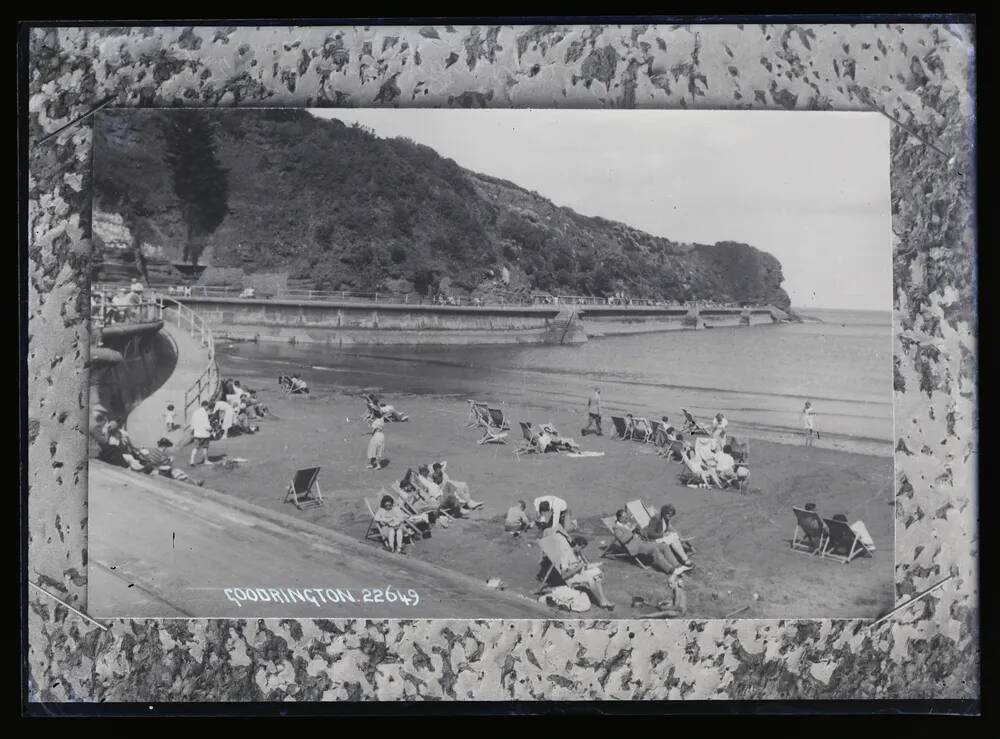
xmin=182 ymin=383 xmax=894 ymax=619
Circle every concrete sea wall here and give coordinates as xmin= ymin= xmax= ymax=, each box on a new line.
xmin=177 ymin=297 xmax=778 ymax=346
xmin=89 ymin=322 xmax=178 ymax=423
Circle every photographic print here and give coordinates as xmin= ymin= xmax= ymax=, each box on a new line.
xmin=24 ymin=22 xmax=976 ymax=707
xmin=85 ymin=108 xmax=893 ymax=620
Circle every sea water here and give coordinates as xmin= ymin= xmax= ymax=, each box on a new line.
xmin=218 ymin=308 xmax=893 ymax=448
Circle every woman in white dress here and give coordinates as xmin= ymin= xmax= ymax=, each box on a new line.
xmin=366 ymin=415 xmax=386 ymax=469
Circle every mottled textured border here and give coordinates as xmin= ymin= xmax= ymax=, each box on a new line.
xmin=24 ymin=23 xmax=977 ymax=704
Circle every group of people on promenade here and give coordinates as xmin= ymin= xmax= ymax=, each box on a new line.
xmin=92 ymin=282 xmax=157 ymax=325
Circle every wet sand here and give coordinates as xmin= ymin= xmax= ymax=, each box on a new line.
xmin=181 ymin=385 xmax=894 ymax=619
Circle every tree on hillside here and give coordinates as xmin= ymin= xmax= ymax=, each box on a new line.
xmin=160 ymin=111 xmax=230 ymax=266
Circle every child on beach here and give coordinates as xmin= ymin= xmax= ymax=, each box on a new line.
xmin=164 ymin=403 xmax=176 ymax=433
xmin=504 ymin=500 xmax=532 ymax=535
xmin=802 ymin=402 xmax=818 ymax=445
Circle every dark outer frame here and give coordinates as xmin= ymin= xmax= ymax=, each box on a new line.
xmin=22 ymin=19 xmax=978 ymax=708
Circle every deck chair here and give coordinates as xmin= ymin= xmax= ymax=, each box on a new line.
xmin=477 ymin=414 xmax=509 ymax=445
xmin=514 ymin=421 xmax=540 ymax=456
xmin=466 ymin=400 xmax=490 ymax=428
xmin=790 ymin=507 xmax=828 ymax=555
xmin=488 ymin=407 xmax=511 ymax=431
xmin=626 ymin=499 xmax=654 ymax=530
xmin=633 ymin=417 xmax=653 ymax=443
xmin=364 ymin=496 xmax=422 ymax=547
xmin=610 ymin=416 xmax=630 ymax=439
xmin=600 ymin=516 xmax=647 ymax=569
xmin=283 ymin=467 xmax=324 ymax=510
xmin=395 ymin=479 xmax=457 ymax=522
xmin=650 ymin=420 xmax=665 ymax=447
xmin=681 ymin=409 xmax=711 ymax=436
xmin=821 ymin=518 xmax=868 ymax=564
xmin=534 ymin=533 xmax=576 ymax=595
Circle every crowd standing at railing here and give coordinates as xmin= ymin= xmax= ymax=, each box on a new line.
xmin=92 ymin=281 xmax=766 ymax=312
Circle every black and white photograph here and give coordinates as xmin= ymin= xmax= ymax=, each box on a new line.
xmin=86 ymin=108 xmax=893 ymax=619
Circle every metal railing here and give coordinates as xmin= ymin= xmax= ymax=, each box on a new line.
xmin=91 ymin=282 xmax=763 ymax=312
xmin=157 ymin=295 xmax=219 ymax=424
xmin=89 ymin=298 xmax=164 ymax=327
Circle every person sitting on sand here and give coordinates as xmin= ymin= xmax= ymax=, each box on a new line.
xmin=133 ymin=442 xmax=203 ymax=486
xmin=693 ymin=437 xmax=724 ymax=488
xmin=653 ymin=416 xmax=676 ymax=452
xmin=539 ymin=423 xmax=582 ymax=453
xmin=430 ymin=462 xmax=483 ymax=510
xmin=679 ymin=445 xmax=714 ymax=487
xmin=99 ymin=422 xmax=144 ymax=471
xmin=415 ymin=465 xmax=464 ymax=516
xmin=553 ymin=536 xmax=615 ymax=612
xmin=644 ymin=505 xmax=695 ymax=568
xmin=213 ymin=398 xmax=236 ymax=439
xmin=373 ymin=495 xmax=410 ymax=554
xmin=715 ymin=444 xmax=739 ymax=487
xmin=795 ymin=502 xmax=829 ymax=548
xmin=289 ymin=375 xmax=309 ymax=394
xmin=613 ymin=509 xmax=689 ymax=575
xmin=831 ymin=513 xmax=877 ymax=553
xmin=379 ymin=401 xmax=408 ymax=422
xmin=504 ymin=500 xmax=533 ymax=535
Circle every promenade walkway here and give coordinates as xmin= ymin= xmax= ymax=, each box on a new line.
xmin=88 ymin=462 xmax=551 ymax=618
xmin=124 ymin=320 xmax=214 ymax=449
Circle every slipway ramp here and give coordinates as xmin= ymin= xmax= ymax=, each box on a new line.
xmin=87 ymin=463 xmax=551 ymax=619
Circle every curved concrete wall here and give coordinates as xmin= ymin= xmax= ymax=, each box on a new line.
xmin=89 ymin=323 xmax=178 ymax=423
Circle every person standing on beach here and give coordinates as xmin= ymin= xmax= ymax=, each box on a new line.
xmin=189 ymin=400 xmax=213 ymax=467
xmin=366 ymin=414 xmax=387 ymax=470
xmin=582 ymin=388 xmax=603 ymax=436
xmin=802 ymin=401 xmax=818 ymax=445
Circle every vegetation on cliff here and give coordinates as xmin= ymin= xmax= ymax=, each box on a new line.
xmin=93 ymin=109 xmax=790 ymax=307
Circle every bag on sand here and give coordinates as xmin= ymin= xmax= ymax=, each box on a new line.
xmin=539 ymin=586 xmax=590 ymax=612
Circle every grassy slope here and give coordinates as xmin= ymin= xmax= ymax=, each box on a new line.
xmin=93 ymin=109 xmax=791 ymax=308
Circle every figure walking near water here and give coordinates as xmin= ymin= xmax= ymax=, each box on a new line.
xmin=581 ymin=387 xmax=603 ymax=436
xmin=802 ymin=401 xmax=818 ymax=445
xmin=366 ymin=413 xmax=387 ymax=470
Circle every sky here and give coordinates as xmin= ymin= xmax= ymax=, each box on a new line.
xmin=310 ymin=109 xmax=891 ymax=311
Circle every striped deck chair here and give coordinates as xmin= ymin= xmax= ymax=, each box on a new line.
xmin=820 ymin=518 xmax=868 ymax=564
xmin=610 ymin=416 xmax=630 ymax=439
xmin=534 ymin=532 xmax=591 ymax=595
xmin=488 ymin=407 xmax=511 ymax=431
xmin=627 ymin=500 xmax=696 ymax=554
xmin=466 ymin=400 xmax=490 ymax=428
xmin=626 ymin=499 xmax=655 ymax=530
xmin=633 ymin=417 xmax=654 ymax=443
xmin=790 ymin=507 xmax=828 ymax=556
xmin=600 ymin=516 xmax=647 ymax=569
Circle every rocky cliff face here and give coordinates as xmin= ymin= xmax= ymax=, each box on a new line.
xmin=93 ymin=109 xmax=790 ymax=308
